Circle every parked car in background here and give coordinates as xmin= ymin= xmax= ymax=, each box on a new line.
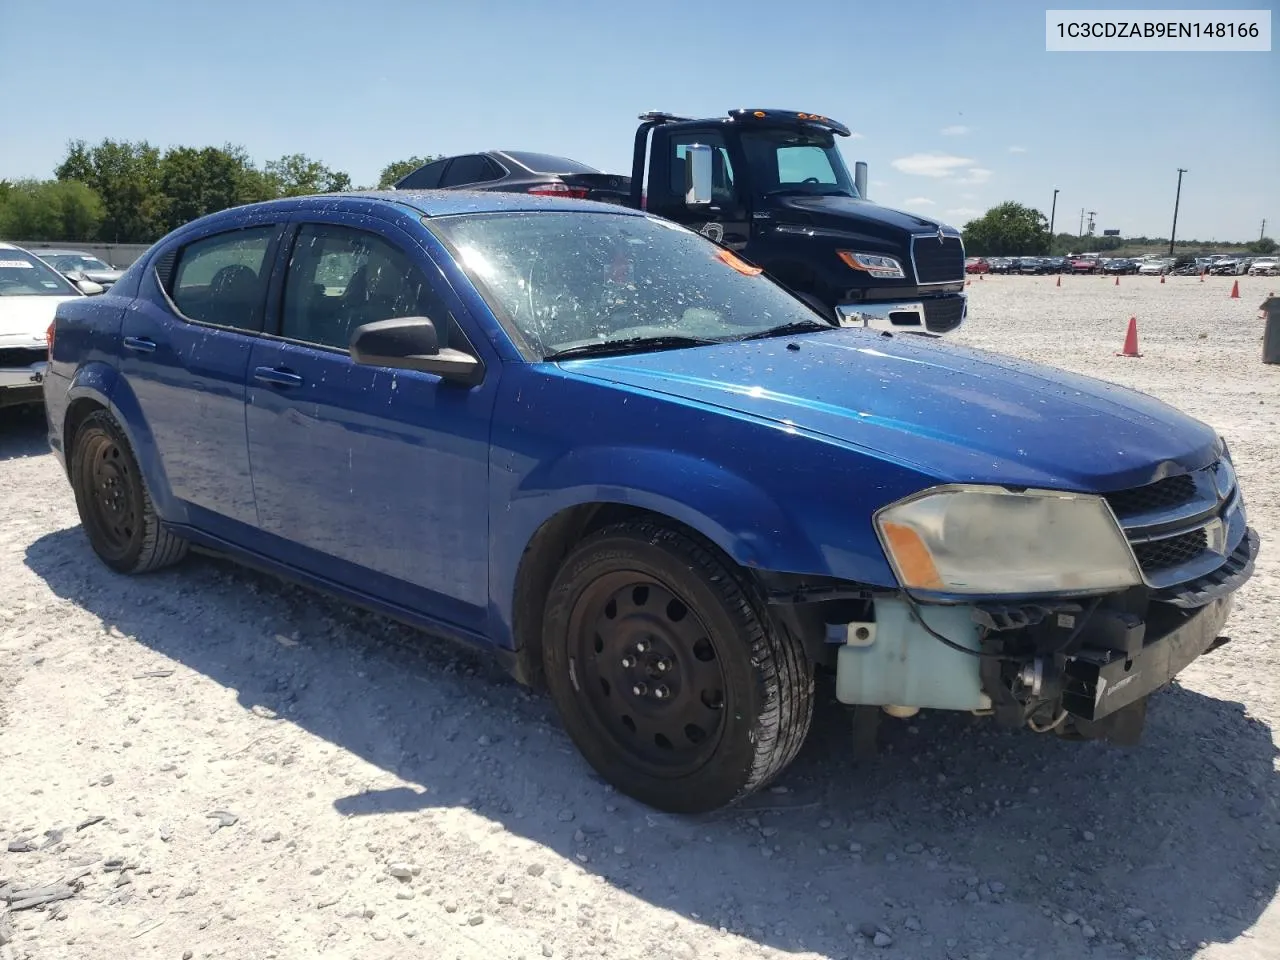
xmin=33 ymin=249 xmax=125 ymax=290
xmin=395 ymin=150 xmax=631 ymax=205
xmin=1042 ymin=256 xmax=1067 ymax=274
xmin=1138 ymin=259 xmax=1174 ymax=276
xmin=1016 ymin=257 xmax=1045 ymax=275
xmin=0 ymin=243 xmax=87 ymax=408
xmin=1210 ymin=257 xmax=1248 ymax=276
xmin=964 ymin=257 xmax=990 ymax=274
xmin=988 ymin=257 xmax=1014 ymax=274
xmin=1248 ymin=257 xmax=1279 ymax=276
xmin=43 ymin=190 xmax=1259 ymax=813
xmin=1102 ymin=257 xmax=1138 ymax=275
xmin=1069 ymin=255 xmax=1100 ymax=274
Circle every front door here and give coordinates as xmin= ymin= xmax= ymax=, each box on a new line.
xmin=646 ymin=131 xmax=751 ymax=251
xmin=244 ymin=217 xmax=496 ymax=633
xmin=118 ymin=220 xmax=283 ymax=536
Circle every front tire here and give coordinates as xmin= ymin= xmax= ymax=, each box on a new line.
xmin=542 ymin=521 xmax=814 ymax=813
xmin=70 ymin=411 xmax=188 ymax=574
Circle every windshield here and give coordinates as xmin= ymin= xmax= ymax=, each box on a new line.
xmin=431 ymin=211 xmax=830 ymax=358
xmin=0 ymin=250 xmax=78 ymax=297
xmin=45 ymin=254 xmax=111 ymax=272
xmin=738 ymin=128 xmax=858 ymax=199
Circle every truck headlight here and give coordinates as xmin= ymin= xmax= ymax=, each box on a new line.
xmin=874 ymin=485 xmax=1143 ymax=596
xmin=837 ymin=251 xmax=905 ymax=279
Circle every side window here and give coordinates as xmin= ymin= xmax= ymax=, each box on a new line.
xmin=670 ymin=137 xmax=736 ymax=204
xmin=396 ymin=159 xmax=447 ymax=190
xmin=170 ymin=226 xmax=276 ymax=331
xmin=440 ymin=155 xmax=502 ymax=188
xmin=279 ymin=224 xmax=457 ymax=353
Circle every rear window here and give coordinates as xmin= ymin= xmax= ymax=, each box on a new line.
xmin=0 ymin=249 xmax=77 ymax=297
xmin=502 ymin=152 xmax=600 ymax=175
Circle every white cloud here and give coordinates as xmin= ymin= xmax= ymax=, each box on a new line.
xmin=1008 ymin=145 xmax=1028 ymax=153
xmin=903 ymin=197 xmax=936 ymax=206
xmin=941 ymin=125 xmax=972 ymax=136
xmin=947 ymin=207 xmax=982 ymax=220
xmin=890 ymin=153 xmax=974 ymax=178
xmin=955 ymin=167 xmax=993 ymax=185
xmin=960 ymin=192 xmax=977 ymax=200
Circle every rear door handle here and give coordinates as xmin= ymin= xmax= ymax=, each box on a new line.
xmin=123 ymin=336 xmax=157 ymax=353
xmin=253 ymin=366 xmax=304 ymax=388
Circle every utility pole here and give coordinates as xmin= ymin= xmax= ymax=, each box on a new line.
xmin=1049 ymin=188 xmax=1059 ymax=250
xmin=1262 ymin=219 xmax=1268 ymax=241
xmin=1086 ymin=211 xmax=1097 ymax=237
xmin=1169 ymin=168 xmax=1187 ymax=256
xmin=1078 ymin=208 xmax=1085 ymax=237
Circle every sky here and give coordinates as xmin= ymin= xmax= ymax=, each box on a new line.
xmin=2 ymin=0 xmax=1276 ymax=241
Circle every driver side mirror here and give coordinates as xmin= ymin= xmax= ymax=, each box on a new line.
xmin=349 ymin=316 xmax=484 ymax=386
xmin=683 ymin=143 xmax=713 ymax=209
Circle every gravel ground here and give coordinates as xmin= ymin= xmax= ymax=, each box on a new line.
xmin=1 ymin=273 xmax=1277 ymax=960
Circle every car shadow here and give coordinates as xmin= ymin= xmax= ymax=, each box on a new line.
xmin=0 ymin=404 xmax=50 ymax=460
xmin=25 ymin=528 xmax=1280 ymax=960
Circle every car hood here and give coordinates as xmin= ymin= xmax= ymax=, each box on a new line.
xmin=558 ymin=330 xmax=1220 ymax=492
xmin=0 ymin=296 xmax=76 ymax=347
xmin=769 ymin=195 xmax=955 ymax=247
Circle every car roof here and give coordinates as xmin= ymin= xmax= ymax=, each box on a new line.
xmin=238 ymin=189 xmax=647 ymax=220
xmin=28 ymin=248 xmax=89 ymax=256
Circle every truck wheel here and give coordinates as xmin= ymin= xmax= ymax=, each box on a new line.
xmin=542 ymin=521 xmax=813 ymax=813
xmin=70 ymin=410 xmax=188 ymax=574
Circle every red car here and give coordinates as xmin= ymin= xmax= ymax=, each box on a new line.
xmin=964 ymin=257 xmax=990 ymax=274
xmin=1069 ymin=256 xmax=1101 ymax=274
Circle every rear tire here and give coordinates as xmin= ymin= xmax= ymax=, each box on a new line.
xmin=70 ymin=411 xmax=187 ymax=574
xmin=542 ymin=521 xmax=813 ymax=813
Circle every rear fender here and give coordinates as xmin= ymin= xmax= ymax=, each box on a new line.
xmin=66 ymin=362 xmax=182 ymax=522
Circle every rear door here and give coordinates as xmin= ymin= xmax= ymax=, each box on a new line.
xmin=118 ymin=217 xmax=284 ymax=536
xmin=243 ymin=213 xmax=497 ymax=633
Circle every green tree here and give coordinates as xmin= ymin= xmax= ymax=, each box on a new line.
xmin=961 ymin=202 xmax=1050 ymax=256
xmin=55 ymin=138 xmax=165 ymax=242
xmin=264 ymin=154 xmax=352 ymax=197
xmin=0 ymin=179 xmax=105 ymax=241
xmin=1246 ymin=237 xmax=1277 ymax=255
xmin=377 ymin=155 xmax=439 ymax=188
xmin=158 ymin=144 xmax=275 ymax=232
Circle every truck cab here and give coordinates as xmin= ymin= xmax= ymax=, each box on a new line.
xmin=631 ymin=109 xmax=968 ymax=334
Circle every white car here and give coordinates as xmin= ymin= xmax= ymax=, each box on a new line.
xmin=1137 ymin=259 xmax=1173 ymax=275
xmin=0 ymin=243 xmax=90 ymax=409
xmin=1248 ymin=257 xmax=1278 ymax=276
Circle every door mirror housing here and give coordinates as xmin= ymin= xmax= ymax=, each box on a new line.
xmin=349 ymin=316 xmax=483 ymax=386
xmin=683 ymin=143 xmax=713 ymax=209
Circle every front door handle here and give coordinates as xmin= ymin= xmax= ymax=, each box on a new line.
xmin=123 ymin=336 xmax=157 ymax=353
xmin=253 ymin=366 xmax=304 ymax=388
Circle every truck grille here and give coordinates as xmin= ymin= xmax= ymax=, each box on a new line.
xmin=0 ymin=347 xmax=47 ymax=368
xmin=911 ymin=235 xmax=965 ymax=284
xmin=922 ymin=297 xmax=966 ymax=334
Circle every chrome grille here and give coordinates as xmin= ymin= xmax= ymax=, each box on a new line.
xmin=911 ymin=235 xmax=965 ymax=284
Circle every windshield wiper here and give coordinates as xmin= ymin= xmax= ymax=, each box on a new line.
xmin=739 ymin=319 xmax=833 ymax=341
xmin=546 ymin=335 xmax=719 ymax=360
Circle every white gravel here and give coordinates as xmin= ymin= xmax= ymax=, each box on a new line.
xmin=1 ymin=272 xmax=1277 ymax=960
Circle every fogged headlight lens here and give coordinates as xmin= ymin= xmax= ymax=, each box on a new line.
xmin=875 ymin=485 xmax=1143 ymax=596
xmin=837 ymin=251 xmax=905 ymax=279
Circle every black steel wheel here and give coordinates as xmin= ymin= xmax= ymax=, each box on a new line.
xmin=70 ymin=411 xmax=187 ymax=574
xmin=542 ymin=521 xmax=813 ymax=813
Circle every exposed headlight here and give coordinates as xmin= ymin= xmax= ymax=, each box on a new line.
xmin=837 ymin=251 xmax=905 ymax=279
xmin=874 ymin=485 xmax=1143 ymax=597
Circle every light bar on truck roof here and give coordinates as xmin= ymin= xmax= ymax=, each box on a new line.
xmin=729 ymin=109 xmax=852 ymax=137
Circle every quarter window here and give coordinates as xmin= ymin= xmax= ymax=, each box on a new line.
xmin=280 ymin=224 xmax=455 ymax=351
xmin=170 ymin=226 xmax=276 ymax=331
xmin=440 ymin=155 xmax=503 ymax=188
xmin=397 ymin=159 xmax=447 ymax=189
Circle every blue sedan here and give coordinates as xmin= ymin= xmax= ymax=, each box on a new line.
xmin=43 ymin=191 xmax=1257 ymax=812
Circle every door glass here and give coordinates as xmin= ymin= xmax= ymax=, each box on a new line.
xmin=280 ymin=224 xmax=454 ymax=351
xmin=440 ymin=155 xmax=500 ymax=187
xmin=671 ymin=140 xmax=735 ymax=204
xmin=170 ymin=226 xmax=275 ymax=330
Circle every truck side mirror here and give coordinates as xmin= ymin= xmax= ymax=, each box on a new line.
xmin=683 ymin=143 xmax=713 ymax=209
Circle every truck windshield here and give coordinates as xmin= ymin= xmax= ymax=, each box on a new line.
xmin=432 ymin=211 xmax=829 ymax=358
xmin=738 ymin=128 xmax=859 ymax=200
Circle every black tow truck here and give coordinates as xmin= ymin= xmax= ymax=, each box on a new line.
xmin=626 ymin=109 xmax=968 ymax=334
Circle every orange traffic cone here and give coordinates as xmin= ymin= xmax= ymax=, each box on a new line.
xmin=1056 ymin=274 xmax=1061 ymax=287
xmin=1117 ymin=316 xmax=1141 ymax=357
xmin=1230 ymin=280 xmax=1240 ymax=299
xmin=1114 ymin=275 xmax=1120 ymax=286
xmin=1200 ymin=270 xmax=1205 ymax=282
xmin=1160 ymin=273 xmax=1166 ymax=284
